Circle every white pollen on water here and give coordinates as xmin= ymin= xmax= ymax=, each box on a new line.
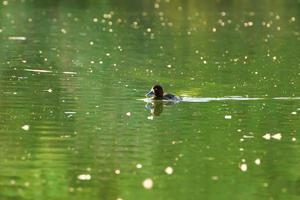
xmin=224 ymin=115 xmax=232 ymax=119
xmin=272 ymin=133 xmax=282 ymax=140
xmin=263 ymin=133 xmax=271 ymax=140
xmin=63 ymin=71 xmax=77 ymax=75
xmin=255 ymin=158 xmax=261 ymax=165
xmin=77 ymin=174 xmax=91 ymax=180
xmin=263 ymin=133 xmax=282 ymax=140
xmin=22 ymin=125 xmax=30 ymax=131
xmin=240 ymin=163 xmax=247 ymax=172
xmin=8 ymin=36 xmax=26 ymax=40
xmin=165 ymin=166 xmax=173 ymax=175
xmin=143 ymin=178 xmax=153 ymax=189
xmin=147 ymin=116 xmax=153 ymax=120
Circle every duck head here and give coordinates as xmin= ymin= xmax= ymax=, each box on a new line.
xmin=146 ymin=85 xmax=164 ymax=98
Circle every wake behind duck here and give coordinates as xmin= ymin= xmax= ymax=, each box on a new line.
xmin=143 ymin=85 xmax=300 ymax=103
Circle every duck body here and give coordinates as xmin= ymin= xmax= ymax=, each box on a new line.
xmin=146 ymin=85 xmax=182 ymax=101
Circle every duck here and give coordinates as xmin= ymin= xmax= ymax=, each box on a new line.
xmin=145 ymin=85 xmax=182 ymax=101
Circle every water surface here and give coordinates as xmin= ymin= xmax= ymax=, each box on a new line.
xmin=0 ymin=0 xmax=300 ymax=200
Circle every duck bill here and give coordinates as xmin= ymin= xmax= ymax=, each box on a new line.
xmin=145 ymin=90 xmax=154 ymax=98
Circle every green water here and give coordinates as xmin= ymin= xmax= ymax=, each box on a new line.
xmin=0 ymin=0 xmax=300 ymax=199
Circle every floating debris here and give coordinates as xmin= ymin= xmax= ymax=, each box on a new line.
xmin=60 ymin=135 xmax=71 ymax=138
xmin=224 ymin=115 xmax=232 ymax=119
xmin=24 ymin=69 xmax=52 ymax=73
xmin=147 ymin=116 xmax=154 ymax=120
xmin=64 ymin=111 xmax=76 ymax=114
xmin=10 ymin=180 xmax=16 ymax=185
xmin=143 ymin=178 xmax=153 ymax=189
xmin=240 ymin=163 xmax=247 ymax=172
xmin=263 ymin=182 xmax=268 ymax=187
xmin=243 ymin=135 xmax=254 ymax=139
xmin=21 ymin=125 xmax=30 ymax=131
xmin=289 ymin=17 xmax=296 ymax=23
xmin=262 ymin=133 xmax=271 ymax=140
xmin=263 ymin=133 xmax=282 ymax=140
xmin=254 ymin=158 xmax=261 ymax=165
xmin=164 ymin=166 xmax=173 ymax=175
xmin=45 ymin=88 xmax=53 ymax=93
xmin=63 ymin=71 xmax=77 ymax=75
xmin=8 ymin=36 xmax=26 ymax=41
xmin=77 ymin=174 xmax=91 ymax=180
xmin=136 ymin=163 xmax=142 ymax=169
xmin=272 ymin=133 xmax=282 ymax=140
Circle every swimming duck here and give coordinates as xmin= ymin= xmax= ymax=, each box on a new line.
xmin=145 ymin=85 xmax=181 ymax=101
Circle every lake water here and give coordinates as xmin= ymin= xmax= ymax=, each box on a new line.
xmin=0 ymin=0 xmax=300 ymax=199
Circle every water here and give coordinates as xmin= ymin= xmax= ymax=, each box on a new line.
xmin=0 ymin=0 xmax=300 ymax=199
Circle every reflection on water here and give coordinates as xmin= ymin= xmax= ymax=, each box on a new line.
xmin=145 ymin=101 xmax=164 ymax=116
xmin=0 ymin=0 xmax=300 ymax=200
xmin=145 ymin=100 xmax=178 ymax=116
